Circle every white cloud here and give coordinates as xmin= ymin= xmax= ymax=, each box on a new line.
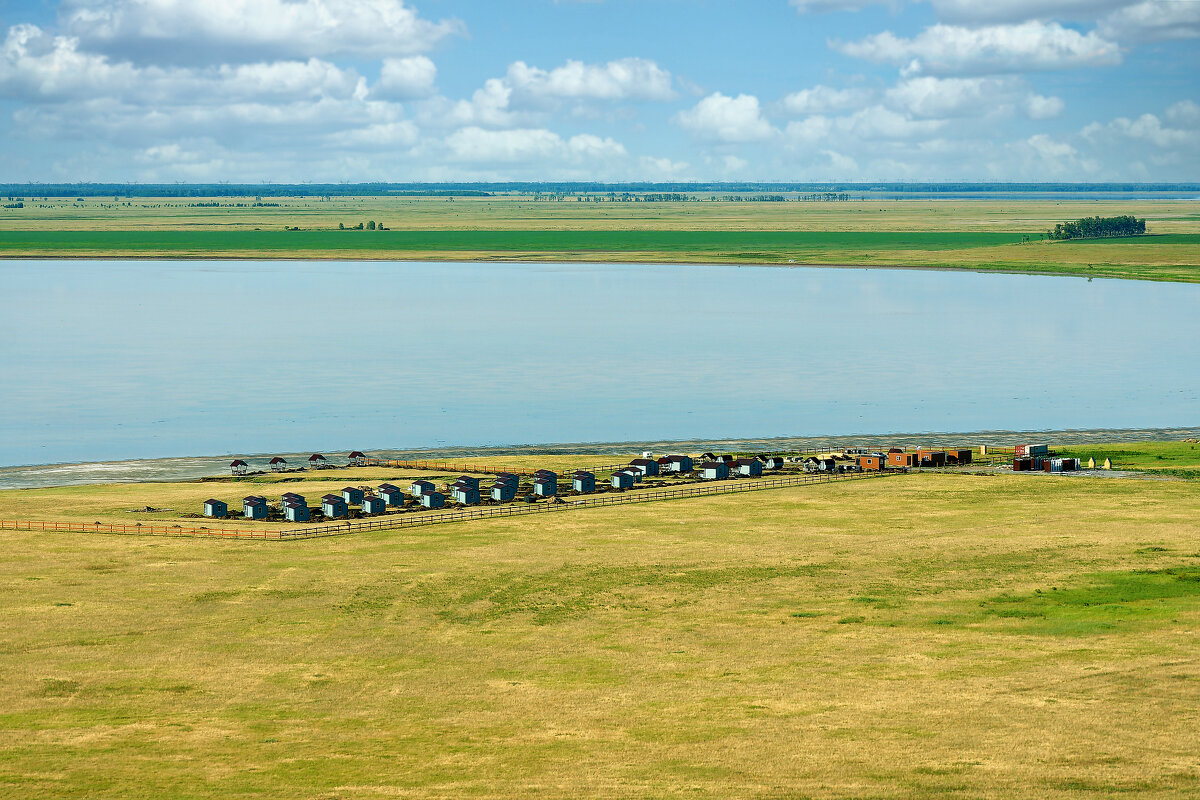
xmin=60 ymin=0 xmax=463 ymax=64
xmin=1165 ymin=100 xmax=1200 ymax=127
xmin=836 ymin=21 xmax=1121 ymax=75
xmin=375 ymin=56 xmax=436 ymax=99
xmin=779 ymin=84 xmax=873 ymax=115
xmin=505 ymin=58 xmax=674 ymax=103
xmin=885 ymin=76 xmax=1004 ymax=117
xmin=1097 ymin=1 xmax=1200 ymax=43
xmin=839 ymin=105 xmax=946 ymax=138
xmin=1083 ymin=110 xmax=1198 ymax=148
xmin=1024 ymin=93 xmax=1065 ymax=119
xmin=673 ymin=92 xmax=776 ymax=142
xmin=444 ymin=126 xmax=626 ymax=164
xmin=638 ymin=156 xmax=690 ymax=177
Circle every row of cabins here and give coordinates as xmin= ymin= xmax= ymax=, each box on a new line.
xmin=228 ymin=452 xmax=367 ymax=476
xmin=204 ymin=482 xmax=404 ymax=520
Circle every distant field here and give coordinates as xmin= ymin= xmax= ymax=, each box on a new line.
xmin=1 ymin=196 xmax=1197 ymax=281
xmin=1 ymin=472 xmax=1198 ymax=798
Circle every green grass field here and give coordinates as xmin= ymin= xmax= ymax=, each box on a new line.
xmin=2 ymin=471 xmax=1199 ymax=798
xmin=2 ymin=196 xmax=1197 ymax=282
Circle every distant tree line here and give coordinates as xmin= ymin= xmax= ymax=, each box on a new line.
xmin=1047 ymin=215 xmax=1146 ymax=240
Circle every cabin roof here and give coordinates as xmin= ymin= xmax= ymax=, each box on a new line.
xmin=321 ymin=494 xmax=344 ymax=502
xmin=269 ymin=456 xmax=287 ymax=463
xmin=204 ymin=498 xmax=224 ymax=506
xmin=348 ymin=451 xmax=365 ymax=458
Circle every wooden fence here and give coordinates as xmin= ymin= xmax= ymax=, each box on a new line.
xmin=0 ymin=468 xmax=900 ymax=542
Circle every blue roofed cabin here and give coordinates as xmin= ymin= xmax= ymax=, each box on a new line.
xmin=490 ymin=480 xmax=517 ymax=502
xmin=699 ymin=462 xmax=729 ymax=480
xmin=203 ymin=499 xmax=227 ymax=518
xmin=284 ymin=501 xmax=310 ymax=522
xmin=243 ymin=495 xmax=268 ymax=519
xmin=378 ymin=484 xmax=404 ymax=506
xmin=321 ymin=494 xmax=348 ymax=518
xmin=629 ymin=458 xmax=658 ymax=477
xmin=610 ymin=471 xmax=634 ymax=490
xmin=733 ymin=458 xmax=763 ymax=477
xmin=341 ymin=486 xmax=365 ymax=505
xmin=362 ymin=495 xmax=386 ymax=514
xmin=410 ymin=479 xmax=435 ymax=496
xmin=420 ymin=490 xmax=446 ymax=509
xmin=573 ymin=471 xmax=595 ymax=492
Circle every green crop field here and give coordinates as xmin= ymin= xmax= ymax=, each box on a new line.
xmin=1 ymin=471 xmax=1199 ymax=798
xmin=1 ymin=196 xmax=1197 ymax=282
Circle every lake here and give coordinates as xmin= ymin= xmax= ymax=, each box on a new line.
xmin=1 ymin=260 xmax=1197 ymax=475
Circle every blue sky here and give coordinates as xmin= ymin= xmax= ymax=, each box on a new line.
xmin=0 ymin=0 xmax=1196 ymax=182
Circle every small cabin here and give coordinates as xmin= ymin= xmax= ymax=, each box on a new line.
xmin=857 ymin=454 xmax=884 ymax=471
xmin=1102 ymin=458 xmax=1113 ymax=470
xmin=945 ymin=448 xmax=972 ymax=465
xmin=732 ymin=459 xmax=762 ymax=477
xmin=308 ymin=453 xmax=327 ymax=469
xmin=230 ymin=459 xmax=248 ymax=476
xmin=533 ymin=477 xmax=557 ymax=497
xmin=321 ymin=494 xmax=348 ymax=518
xmin=716 ymin=454 xmax=736 ymax=465
xmin=454 ymin=475 xmax=480 ymax=490
xmin=378 ymin=484 xmax=404 ymax=506
xmin=888 ymin=450 xmax=918 ymax=468
xmin=573 ymin=471 xmax=595 ymax=493
xmin=268 ymin=456 xmax=287 ymax=472
xmin=341 ymin=486 xmax=365 ymax=505
xmin=629 ymin=458 xmax=658 ymax=477
xmin=203 ymin=499 xmax=227 ymax=518
xmin=281 ymin=492 xmax=306 ymax=509
xmin=610 ymin=471 xmax=634 ymax=490
xmin=362 ymin=495 xmax=386 ymax=514
xmin=495 ymin=472 xmax=520 ymax=486
xmin=916 ymin=449 xmax=947 ymax=468
xmin=761 ymin=456 xmax=784 ymax=470
xmin=284 ymin=501 xmax=310 ymax=522
xmin=450 ymin=484 xmax=480 ymax=505
xmin=699 ymin=461 xmax=729 ymax=480
xmin=348 ymin=451 xmax=366 ymax=466
xmin=1086 ymin=457 xmax=1096 ymax=469
xmin=699 ymin=452 xmax=717 ymax=461
xmin=663 ymin=455 xmax=694 ymax=473
xmin=410 ymin=479 xmax=435 ymax=496
xmin=490 ymin=481 xmax=517 ymax=502
xmin=243 ymin=496 xmax=268 ymax=519
xmin=420 ymin=491 xmax=445 ymax=509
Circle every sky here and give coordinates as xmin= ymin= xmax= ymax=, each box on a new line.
xmin=0 ymin=0 xmax=1196 ymax=183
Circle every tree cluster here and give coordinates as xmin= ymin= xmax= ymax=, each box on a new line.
xmin=1047 ymin=215 xmax=1146 ymax=240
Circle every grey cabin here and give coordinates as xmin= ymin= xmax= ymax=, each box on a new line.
xmin=284 ymin=501 xmax=310 ymax=522
xmin=362 ymin=495 xmax=386 ymax=514
xmin=203 ymin=499 xmax=227 ymax=518
xmin=573 ymin=471 xmax=596 ymax=492
xmin=490 ymin=481 xmax=517 ymax=502
xmin=532 ymin=477 xmax=557 ymax=497
xmin=243 ymin=495 xmax=268 ymax=519
xmin=450 ymin=482 xmax=481 ymax=505
xmin=420 ymin=491 xmax=446 ymax=509
xmin=341 ymin=486 xmax=365 ymax=505
xmin=610 ymin=471 xmax=634 ymax=490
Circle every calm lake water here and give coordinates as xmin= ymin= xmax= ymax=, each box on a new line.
xmin=1 ymin=260 xmax=1197 ymax=474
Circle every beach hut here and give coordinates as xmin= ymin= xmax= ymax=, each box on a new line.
xmin=610 ymin=471 xmax=634 ymax=490
xmin=348 ymin=451 xmax=366 ymax=466
xmin=856 ymin=454 xmax=884 ymax=471
xmin=1087 ymin=457 xmax=1096 ymax=469
xmin=490 ymin=480 xmax=517 ymax=502
xmin=362 ymin=495 xmax=386 ymax=514
xmin=450 ymin=481 xmax=480 ymax=505
xmin=268 ymin=456 xmax=287 ymax=472
xmin=243 ymin=495 xmax=268 ymax=519
xmin=378 ymin=484 xmax=404 ymax=506
xmin=230 ymin=459 xmax=248 ymax=476
xmin=409 ymin=479 xmax=435 ymax=496
xmin=321 ymin=494 xmax=348 ymax=518
xmin=762 ymin=456 xmax=784 ymax=470
xmin=454 ymin=475 xmax=481 ymax=490
xmin=699 ymin=461 xmax=729 ymax=480
xmin=716 ymin=454 xmax=736 ymax=465
xmin=629 ymin=458 xmax=658 ymax=477
xmin=203 ymin=499 xmax=227 ymax=518
xmin=495 ymin=472 xmax=520 ymax=486
xmin=732 ymin=458 xmax=763 ymax=477
xmin=663 ymin=455 xmax=693 ymax=473
xmin=308 ymin=453 xmax=327 ymax=469
xmin=281 ymin=492 xmax=306 ymax=509
xmin=573 ymin=471 xmax=595 ymax=493
xmin=420 ymin=490 xmax=446 ymax=509
xmin=1102 ymin=458 xmax=1113 ymax=470
xmin=284 ymin=501 xmax=310 ymax=522
xmin=533 ymin=477 xmax=557 ymax=497
xmin=341 ymin=486 xmax=365 ymax=505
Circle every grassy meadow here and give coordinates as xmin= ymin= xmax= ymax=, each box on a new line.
xmin=1 ymin=471 xmax=1199 ymax=798
xmin=1 ymin=196 xmax=1197 ymax=282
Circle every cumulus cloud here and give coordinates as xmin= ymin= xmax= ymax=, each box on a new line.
xmin=883 ymin=75 xmax=1064 ymax=120
xmin=1097 ymin=1 xmax=1200 ymax=42
xmin=444 ymin=126 xmax=626 ymax=163
xmin=505 ymin=58 xmax=674 ymax=103
xmin=1024 ymin=93 xmax=1065 ymax=119
xmin=374 ymin=56 xmax=436 ymax=99
xmin=59 ymin=0 xmax=463 ymax=64
xmin=836 ymin=21 xmax=1121 ymax=75
xmin=778 ymin=85 xmax=873 ymax=115
xmin=673 ymin=92 xmax=776 ymax=142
